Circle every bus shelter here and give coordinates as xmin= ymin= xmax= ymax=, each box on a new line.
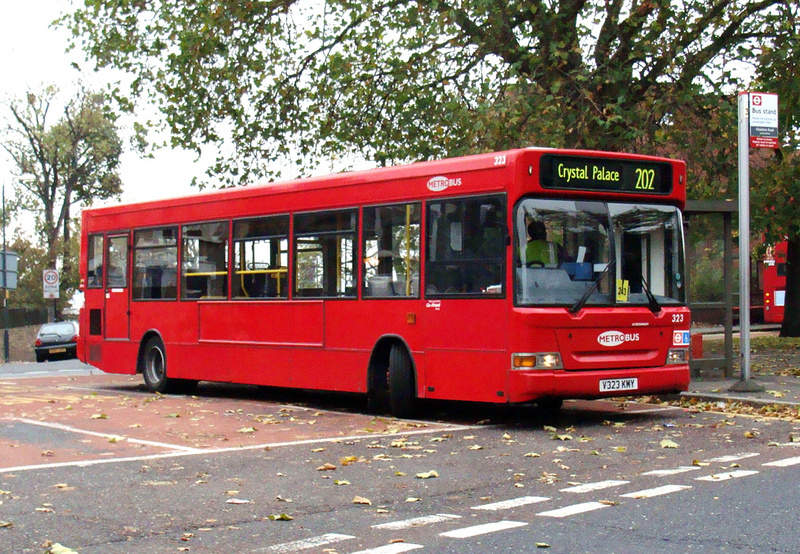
xmin=684 ymin=200 xmax=736 ymax=378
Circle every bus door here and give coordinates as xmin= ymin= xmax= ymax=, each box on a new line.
xmin=421 ymin=195 xmax=509 ymax=402
xmin=104 ymin=233 xmax=131 ymax=339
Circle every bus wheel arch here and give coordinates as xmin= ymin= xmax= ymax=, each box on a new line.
xmin=367 ymin=336 xmax=417 ymax=418
xmin=139 ymin=333 xmax=169 ymax=393
xmin=137 ymin=332 xmax=197 ymax=395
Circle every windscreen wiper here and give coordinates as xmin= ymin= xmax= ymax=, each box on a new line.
xmin=570 ymin=260 xmax=614 ymax=314
xmin=640 ymin=275 xmax=661 ymax=313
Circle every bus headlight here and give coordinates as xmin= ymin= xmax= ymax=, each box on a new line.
xmin=667 ymin=348 xmax=688 ymax=364
xmin=512 ymin=353 xmax=563 ymax=370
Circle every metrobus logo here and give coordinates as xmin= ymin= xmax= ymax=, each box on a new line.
xmin=427 ymin=176 xmax=462 ymax=192
xmin=597 ymin=330 xmax=640 ymax=347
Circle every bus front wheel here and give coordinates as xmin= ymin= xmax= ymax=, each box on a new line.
xmin=388 ymin=344 xmax=416 ymax=418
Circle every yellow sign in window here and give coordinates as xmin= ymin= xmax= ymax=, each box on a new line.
xmin=616 ymin=279 xmax=630 ymax=302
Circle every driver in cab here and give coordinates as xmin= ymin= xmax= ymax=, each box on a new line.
xmin=525 ymin=220 xmax=560 ymax=267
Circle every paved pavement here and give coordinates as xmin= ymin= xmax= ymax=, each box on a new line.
xmin=683 ymin=374 xmax=800 ymax=407
xmin=683 ymin=325 xmax=800 ymax=409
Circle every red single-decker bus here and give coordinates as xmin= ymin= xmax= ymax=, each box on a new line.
xmin=79 ymin=148 xmax=691 ymax=416
xmin=763 ymin=241 xmax=786 ymax=324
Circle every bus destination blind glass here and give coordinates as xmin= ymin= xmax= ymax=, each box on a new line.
xmin=539 ymin=155 xmax=673 ymax=195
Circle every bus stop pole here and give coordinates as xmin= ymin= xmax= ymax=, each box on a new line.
xmin=731 ymin=92 xmax=763 ymax=392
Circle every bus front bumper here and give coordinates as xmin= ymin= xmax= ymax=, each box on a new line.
xmin=506 ymin=365 xmax=690 ymax=404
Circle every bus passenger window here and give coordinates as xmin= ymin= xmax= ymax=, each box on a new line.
xmin=363 ymin=203 xmax=421 ymax=298
xmin=426 ymin=195 xmax=506 ymax=296
xmin=132 ymin=227 xmax=178 ymax=300
xmin=294 ymin=209 xmax=357 ymax=298
xmin=181 ymin=221 xmax=229 ymax=300
xmin=86 ymin=234 xmax=104 ymax=288
xmin=232 ymin=216 xmax=289 ymax=299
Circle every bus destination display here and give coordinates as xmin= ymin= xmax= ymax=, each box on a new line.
xmin=540 ymin=155 xmax=673 ymax=194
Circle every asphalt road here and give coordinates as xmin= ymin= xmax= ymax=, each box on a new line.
xmin=1 ymin=369 xmax=798 ymax=553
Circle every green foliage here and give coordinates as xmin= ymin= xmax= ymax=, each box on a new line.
xmin=62 ymin=0 xmax=798 ymax=187
xmin=2 ymin=87 xmax=122 ymax=314
xmin=6 ymin=231 xmax=79 ymax=313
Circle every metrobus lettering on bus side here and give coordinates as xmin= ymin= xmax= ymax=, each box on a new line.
xmin=78 ymin=147 xmax=690 ymax=418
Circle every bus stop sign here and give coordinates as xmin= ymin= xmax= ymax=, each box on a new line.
xmin=749 ymin=92 xmax=779 ymax=149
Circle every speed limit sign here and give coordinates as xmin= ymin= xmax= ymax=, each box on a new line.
xmin=43 ymin=268 xmax=60 ymax=299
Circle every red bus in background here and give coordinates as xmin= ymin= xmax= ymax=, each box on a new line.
xmin=78 ymin=148 xmax=691 ymax=417
xmin=763 ymin=241 xmax=787 ymax=323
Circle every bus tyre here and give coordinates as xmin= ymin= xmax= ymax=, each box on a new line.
xmin=142 ymin=337 xmax=172 ymax=394
xmin=537 ymin=398 xmax=563 ymax=412
xmin=388 ymin=344 xmax=416 ymax=418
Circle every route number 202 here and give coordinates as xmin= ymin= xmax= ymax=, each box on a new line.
xmin=635 ymin=168 xmax=656 ymax=190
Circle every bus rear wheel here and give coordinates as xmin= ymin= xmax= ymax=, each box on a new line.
xmin=142 ymin=337 xmax=171 ymax=393
xmin=141 ymin=337 xmax=197 ymax=394
xmin=388 ymin=344 xmax=416 ymax=418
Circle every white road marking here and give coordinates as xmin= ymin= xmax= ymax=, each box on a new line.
xmin=439 ymin=520 xmax=528 ymax=538
xmin=349 ymin=543 xmax=424 ymax=554
xmin=372 ymin=514 xmax=461 ymax=530
xmin=471 ymin=496 xmax=549 ymax=511
xmin=705 ymin=453 xmax=760 ymax=463
xmin=11 ymin=417 xmax=203 ymax=452
xmin=620 ymin=485 xmax=691 ymax=499
xmin=261 ymin=533 xmax=355 ymax=552
xmin=695 ymin=469 xmax=759 ymax=482
xmin=642 ymin=467 xmax=701 ymax=477
xmin=763 ymin=456 xmax=800 ymax=467
xmin=537 ymin=502 xmax=611 ymax=518
xmin=0 ymin=416 xmax=475 ymax=473
xmin=560 ymin=480 xmax=629 ymax=493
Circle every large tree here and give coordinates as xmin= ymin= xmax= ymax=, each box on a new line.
xmin=751 ymin=10 xmax=800 ymax=337
xmin=64 ymin=0 xmax=795 ymax=186
xmin=2 ymin=87 xmax=123 ymax=312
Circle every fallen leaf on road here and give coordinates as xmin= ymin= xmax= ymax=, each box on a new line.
xmin=268 ymin=513 xmax=293 ymax=521
xmin=226 ymin=498 xmax=250 ymax=504
xmin=238 ymin=427 xmax=257 ymax=434
xmin=46 ymin=544 xmax=79 ymax=554
xmin=416 ymin=470 xmax=439 ymax=479
xmin=90 ymin=414 xmax=107 ymax=420
xmin=660 ymin=439 xmax=679 ymax=449
xmin=524 ymin=452 xmax=541 ymax=458
xmin=317 ymin=463 xmax=337 ymax=471
xmin=353 ymin=496 xmax=372 ymax=505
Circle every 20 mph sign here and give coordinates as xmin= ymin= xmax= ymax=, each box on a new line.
xmin=43 ymin=268 xmax=60 ymax=299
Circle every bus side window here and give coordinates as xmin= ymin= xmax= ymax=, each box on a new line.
xmin=181 ymin=221 xmax=229 ymax=300
xmin=294 ymin=209 xmax=358 ymax=298
xmin=232 ymin=216 xmax=289 ymax=299
xmin=362 ymin=203 xmax=421 ymax=298
xmin=132 ymin=227 xmax=178 ymax=300
xmin=426 ymin=195 xmax=506 ymax=296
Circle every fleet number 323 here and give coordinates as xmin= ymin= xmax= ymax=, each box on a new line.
xmin=635 ymin=168 xmax=656 ymax=190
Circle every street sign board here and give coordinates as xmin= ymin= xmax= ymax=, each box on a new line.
xmin=1 ymin=250 xmax=18 ymax=290
xmin=748 ymin=92 xmax=779 ymax=148
xmin=43 ymin=268 xmax=60 ymax=299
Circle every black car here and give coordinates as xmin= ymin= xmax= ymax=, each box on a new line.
xmin=34 ymin=321 xmax=79 ymax=363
